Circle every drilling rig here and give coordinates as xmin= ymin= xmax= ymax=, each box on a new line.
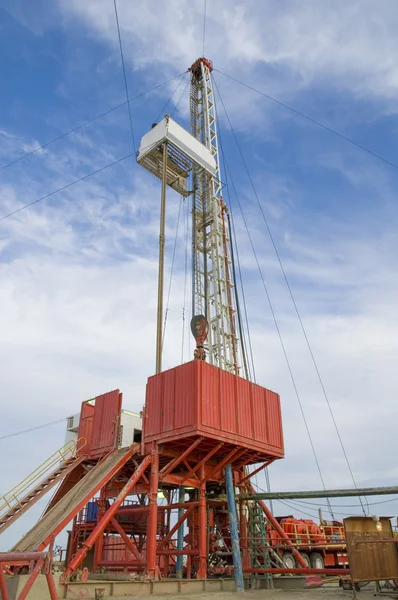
xmin=0 ymin=59 xmax=296 ymax=596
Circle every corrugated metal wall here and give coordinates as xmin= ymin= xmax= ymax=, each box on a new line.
xmin=90 ymin=390 xmax=122 ymax=456
xmin=144 ymin=360 xmax=284 ymax=457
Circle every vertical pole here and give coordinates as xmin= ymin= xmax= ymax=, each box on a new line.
xmin=225 ymin=464 xmax=244 ymax=593
xmin=196 ymin=465 xmax=207 ymax=579
xmin=45 ymin=572 xmax=59 ymax=600
xmin=147 ymin=450 xmax=159 ymax=579
xmin=156 ymin=141 xmax=168 ymax=374
xmin=176 ymin=487 xmax=185 ymax=578
xmin=239 ymin=469 xmax=250 ymax=571
xmin=0 ymin=565 xmax=9 ymax=600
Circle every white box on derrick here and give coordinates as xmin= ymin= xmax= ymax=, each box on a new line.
xmin=137 ymin=115 xmax=217 ymax=196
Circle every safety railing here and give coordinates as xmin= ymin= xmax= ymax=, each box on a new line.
xmin=0 ymin=438 xmax=86 ymax=519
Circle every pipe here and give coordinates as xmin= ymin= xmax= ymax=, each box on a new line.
xmin=17 ymin=558 xmax=45 ymax=600
xmin=158 ymin=505 xmax=195 ymax=550
xmin=156 ymin=140 xmax=168 ymax=374
xmin=246 ymin=567 xmax=350 ymax=576
xmin=240 ymin=485 xmax=398 ymax=500
xmin=45 ymin=572 xmax=59 ymax=600
xmin=63 ymin=454 xmax=151 ymax=579
xmin=248 ymin=484 xmax=307 ymax=569
xmin=176 ymin=487 xmax=184 ymax=578
xmin=116 ymin=501 xmax=199 ymax=513
xmin=0 ymin=564 xmax=9 ymax=600
xmin=225 ymin=465 xmax=244 ymax=594
xmin=146 ymin=451 xmax=159 ymax=579
xmin=0 ymin=553 xmax=47 ymax=562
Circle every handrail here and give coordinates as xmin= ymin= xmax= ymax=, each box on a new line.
xmin=0 ymin=438 xmax=86 ymax=518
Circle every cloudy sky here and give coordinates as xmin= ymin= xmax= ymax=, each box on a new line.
xmin=1 ymin=0 xmax=398 ymax=549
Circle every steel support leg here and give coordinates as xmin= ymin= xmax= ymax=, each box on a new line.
xmin=176 ymin=487 xmax=184 ymax=578
xmin=196 ymin=465 xmax=207 ymax=579
xmin=17 ymin=558 xmax=45 ymax=600
xmin=0 ymin=565 xmax=9 ymax=600
xmin=146 ymin=451 xmax=159 ymax=580
xmin=226 ymin=464 xmax=244 ymax=593
xmin=45 ymin=572 xmax=59 ymax=600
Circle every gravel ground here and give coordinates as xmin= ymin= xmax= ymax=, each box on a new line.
xmin=111 ymin=586 xmax=380 ymax=600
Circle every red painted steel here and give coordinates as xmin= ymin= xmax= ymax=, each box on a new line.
xmin=246 ymin=567 xmax=350 ymax=575
xmin=77 ymin=401 xmax=95 ymax=456
xmin=146 ymin=452 xmax=159 ymax=579
xmin=102 ymin=536 xmax=135 ymax=562
xmin=45 ymin=572 xmax=59 ymax=600
xmin=90 ymin=390 xmax=122 ymax=456
xmin=17 ymin=558 xmax=45 ymax=600
xmin=63 ymin=454 xmax=151 ymax=579
xmin=144 ymin=360 xmax=284 ymax=459
xmin=250 ymin=486 xmax=308 ymax=569
xmin=36 ymin=447 xmax=139 ymax=552
xmin=0 ymin=552 xmax=47 ymax=562
xmin=0 ymin=564 xmax=9 ymax=600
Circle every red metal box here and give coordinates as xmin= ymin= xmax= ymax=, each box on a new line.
xmin=144 ymin=360 xmax=284 ymax=459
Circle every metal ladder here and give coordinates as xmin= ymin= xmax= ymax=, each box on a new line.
xmin=0 ymin=438 xmax=85 ymax=535
xmin=248 ymin=501 xmax=273 ymax=589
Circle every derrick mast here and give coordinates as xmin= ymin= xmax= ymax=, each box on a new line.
xmin=189 ymin=58 xmax=239 ymax=375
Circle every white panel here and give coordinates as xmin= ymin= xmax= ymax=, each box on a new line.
xmin=118 ymin=410 xmax=142 ymax=449
xmin=137 ymin=116 xmax=216 ymax=177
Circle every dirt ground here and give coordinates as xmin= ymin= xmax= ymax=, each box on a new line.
xmin=112 ymin=586 xmax=380 ymax=600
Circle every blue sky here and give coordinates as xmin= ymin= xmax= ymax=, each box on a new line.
xmin=1 ymin=0 xmax=398 ymax=548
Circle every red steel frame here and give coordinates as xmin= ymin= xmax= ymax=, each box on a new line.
xmin=0 ymin=552 xmax=59 ymax=600
xmin=3 ymin=440 xmax=315 ymax=585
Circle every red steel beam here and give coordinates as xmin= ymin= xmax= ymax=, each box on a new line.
xmin=239 ymin=459 xmax=275 ymax=485
xmin=203 ymin=447 xmax=244 ymax=484
xmin=17 ymin=558 xmax=45 ymax=600
xmin=0 ymin=553 xmax=47 ymax=562
xmin=146 ymin=451 xmax=159 ymax=579
xmin=162 ymin=474 xmax=199 ymax=488
xmin=45 ymin=571 xmax=59 ymax=600
xmin=38 ymin=445 xmax=140 ymax=552
xmin=246 ymin=567 xmax=350 ymax=576
xmin=0 ymin=564 xmax=9 ymax=600
xmin=97 ymin=561 xmax=143 ymax=567
xmin=110 ymin=518 xmax=143 ymax=563
xmin=160 ymin=438 xmax=203 ymax=477
xmin=62 ymin=454 xmax=151 ymax=580
xmin=156 ymin=549 xmax=198 ymax=555
xmin=180 ymin=443 xmax=224 ymax=485
xmin=248 ymin=483 xmax=308 ymax=569
xmin=157 ymin=504 xmax=196 ymax=549
xmin=116 ymin=501 xmax=199 ymax=514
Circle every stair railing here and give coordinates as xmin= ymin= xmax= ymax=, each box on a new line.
xmin=0 ymin=437 xmax=86 ymax=519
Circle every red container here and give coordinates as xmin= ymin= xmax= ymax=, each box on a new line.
xmin=144 ymin=361 xmax=284 ymax=460
xmin=78 ymin=390 xmax=122 ymax=458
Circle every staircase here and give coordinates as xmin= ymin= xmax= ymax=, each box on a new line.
xmin=0 ymin=438 xmax=86 ymax=536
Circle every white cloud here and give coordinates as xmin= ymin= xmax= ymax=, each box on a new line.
xmin=58 ymin=0 xmax=398 ymax=102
